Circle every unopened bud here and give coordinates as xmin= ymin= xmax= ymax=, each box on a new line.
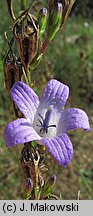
xmin=60 ymin=0 xmax=75 ymax=26
xmin=45 ymin=174 xmax=56 ymax=188
xmin=21 ymin=178 xmax=33 ymax=199
xmin=38 ymin=8 xmax=48 ymax=38
xmin=23 ymin=178 xmax=33 ymax=193
xmin=47 ymin=2 xmax=62 ymax=41
xmin=41 ymin=174 xmax=56 ymax=198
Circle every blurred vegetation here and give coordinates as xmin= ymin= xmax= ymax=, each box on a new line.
xmin=0 ymin=0 xmax=93 ymax=199
xmin=73 ymin=0 xmax=93 ymax=17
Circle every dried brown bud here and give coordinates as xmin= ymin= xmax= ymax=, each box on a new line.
xmin=13 ymin=11 xmax=38 ymax=75
xmin=3 ymin=48 xmax=22 ymax=94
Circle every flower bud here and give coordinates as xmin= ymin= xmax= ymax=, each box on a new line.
xmin=38 ymin=8 xmax=48 ymax=38
xmin=58 ymin=0 xmax=75 ymax=26
xmin=46 ymin=2 xmax=62 ymax=41
xmin=23 ymin=178 xmax=33 ymax=193
xmin=21 ymin=178 xmax=33 ymax=199
xmin=41 ymin=174 xmax=56 ymax=198
xmin=47 ymin=0 xmax=75 ymax=27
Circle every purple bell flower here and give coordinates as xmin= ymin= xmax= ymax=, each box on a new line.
xmin=4 ymin=79 xmax=90 ymax=166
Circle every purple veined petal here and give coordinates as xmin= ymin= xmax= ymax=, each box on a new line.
xmin=40 ymin=134 xmax=73 ymax=166
xmin=40 ymin=79 xmax=69 ymax=109
xmin=4 ymin=118 xmax=41 ymax=147
xmin=11 ymin=82 xmax=40 ymax=123
xmin=57 ymin=108 xmax=90 ymax=135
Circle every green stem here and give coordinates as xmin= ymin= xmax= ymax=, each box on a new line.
xmin=21 ymin=0 xmax=27 ymax=10
xmin=22 ymin=67 xmax=29 ymax=86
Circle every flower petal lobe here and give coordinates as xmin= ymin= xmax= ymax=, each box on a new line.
xmin=4 ymin=118 xmax=41 ymax=147
xmin=11 ymin=81 xmax=40 ymax=122
xmin=41 ymin=79 xmax=69 ymax=109
xmin=57 ymin=108 xmax=90 ymax=134
xmin=41 ymin=133 xmax=73 ymax=166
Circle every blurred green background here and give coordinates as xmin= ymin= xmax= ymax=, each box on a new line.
xmin=0 ymin=0 xmax=93 ymax=199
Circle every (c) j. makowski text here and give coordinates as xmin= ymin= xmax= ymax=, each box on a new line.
xmin=19 ymin=202 xmax=79 ymax=212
